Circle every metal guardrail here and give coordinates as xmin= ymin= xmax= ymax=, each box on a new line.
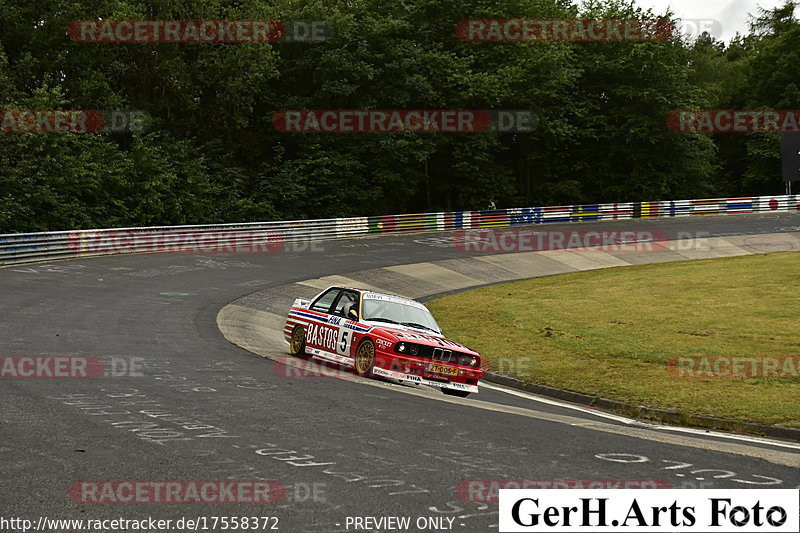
xmin=1 ymin=194 xmax=797 ymax=266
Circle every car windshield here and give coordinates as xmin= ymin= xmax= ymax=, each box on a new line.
xmin=362 ymin=297 xmax=441 ymax=334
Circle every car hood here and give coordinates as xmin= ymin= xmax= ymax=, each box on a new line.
xmin=363 ymin=322 xmax=479 ymax=356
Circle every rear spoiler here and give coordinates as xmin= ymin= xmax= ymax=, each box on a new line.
xmin=293 ymin=297 xmax=311 ymax=309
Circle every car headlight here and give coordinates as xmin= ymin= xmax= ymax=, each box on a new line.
xmin=460 ymin=355 xmax=480 ymax=367
xmin=395 ymin=342 xmax=419 ymax=356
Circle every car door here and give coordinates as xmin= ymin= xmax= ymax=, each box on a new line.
xmin=329 ymin=289 xmax=361 ymax=358
xmin=304 ymin=288 xmax=342 ymax=356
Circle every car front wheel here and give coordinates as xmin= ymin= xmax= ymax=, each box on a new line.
xmin=353 ymin=339 xmax=376 ymax=378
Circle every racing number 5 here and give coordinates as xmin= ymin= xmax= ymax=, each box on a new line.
xmin=338 ymin=330 xmax=350 ymax=355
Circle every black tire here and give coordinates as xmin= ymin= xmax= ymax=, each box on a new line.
xmin=288 ymin=325 xmax=310 ymax=358
xmin=353 ymin=339 xmax=376 ymax=378
xmin=442 ymin=388 xmax=471 ymax=398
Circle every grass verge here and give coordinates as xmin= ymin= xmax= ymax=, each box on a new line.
xmin=427 ymin=252 xmax=800 ymax=428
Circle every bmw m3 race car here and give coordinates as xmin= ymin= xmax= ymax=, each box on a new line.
xmin=283 ymin=287 xmax=483 ymax=397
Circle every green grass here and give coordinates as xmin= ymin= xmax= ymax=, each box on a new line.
xmin=427 ymin=252 xmax=800 ymax=429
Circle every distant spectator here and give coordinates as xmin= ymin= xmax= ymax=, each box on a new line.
xmin=486 ymin=198 xmax=497 ymax=210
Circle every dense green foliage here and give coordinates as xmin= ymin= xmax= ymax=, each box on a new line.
xmin=0 ymin=0 xmax=797 ymax=232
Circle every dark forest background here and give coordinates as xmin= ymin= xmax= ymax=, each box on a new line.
xmin=0 ymin=0 xmax=797 ymax=232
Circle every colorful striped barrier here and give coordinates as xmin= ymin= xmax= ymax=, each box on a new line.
xmin=1 ymin=195 xmax=798 ymax=266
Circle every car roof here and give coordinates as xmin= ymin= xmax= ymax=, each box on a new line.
xmin=327 ymin=286 xmax=416 ymax=303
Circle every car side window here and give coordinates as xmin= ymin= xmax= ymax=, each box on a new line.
xmin=332 ymin=291 xmax=359 ymax=318
xmin=310 ymin=288 xmax=340 ymax=313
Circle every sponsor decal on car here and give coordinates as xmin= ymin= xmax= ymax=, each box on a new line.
xmin=362 ymin=292 xmax=428 ymax=310
xmin=305 ymin=323 xmax=338 ymax=353
xmin=372 ymin=367 xmax=478 ymax=392
xmin=375 ymin=338 xmax=393 ymax=350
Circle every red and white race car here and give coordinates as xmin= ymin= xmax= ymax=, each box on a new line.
xmin=283 ymin=286 xmax=483 ymax=396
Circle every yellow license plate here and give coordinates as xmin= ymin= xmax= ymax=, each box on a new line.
xmin=427 ymin=364 xmax=458 ymax=376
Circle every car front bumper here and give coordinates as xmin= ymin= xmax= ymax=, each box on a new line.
xmin=373 ymin=366 xmax=480 ymax=393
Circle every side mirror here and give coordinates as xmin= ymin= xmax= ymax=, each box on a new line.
xmin=348 ymin=308 xmax=359 ymax=321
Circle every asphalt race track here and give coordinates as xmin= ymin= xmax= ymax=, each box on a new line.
xmin=2 ymin=213 xmax=800 ymax=533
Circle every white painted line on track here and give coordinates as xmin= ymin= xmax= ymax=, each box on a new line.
xmin=480 ymin=381 xmax=639 ymax=425
xmin=480 ymin=382 xmax=800 ymax=451
xmin=647 ymin=424 xmax=800 ymax=451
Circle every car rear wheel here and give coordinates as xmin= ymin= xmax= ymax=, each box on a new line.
xmin=442 ymin=389 xmax=471 ymax=398
xmin=353 ymin=339 xmax=376 ymax=378
xmin=289 ymin=326 xmax=309 ymax=358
